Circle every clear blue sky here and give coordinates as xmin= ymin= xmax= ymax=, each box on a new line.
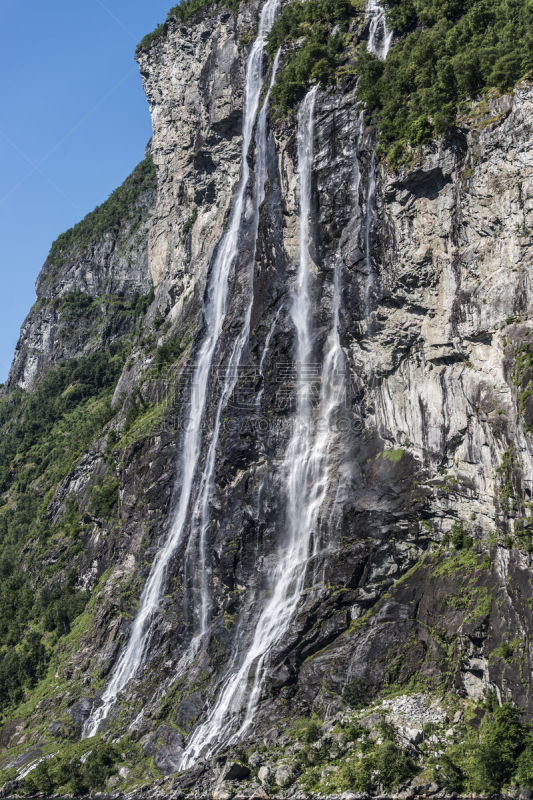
xmin=0 ymin=0 xmax=175 ymax=383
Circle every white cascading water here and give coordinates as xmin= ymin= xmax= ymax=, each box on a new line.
xmin=366 ymin=0 xmax=393 ymax=58
xmin=255 ymin=304 xmax=283 ymax=515
xmin=180 ymin=81 xmax=348 ymax=768
xmin=363 ymin=0 xmax=393 ymax=327
xmin=363 ymin=150 xmax=377 ymax=327
xmin=83 ymin=0 xmax=280 ymax=739
xmin=178 ymin=86 xmax=320 ymax=768
xmin=178 ymin=1 xmax=393 ymax=763
xmin=185 ymin=48 xmax=282 ymax=642
xmin=256 ymin=305 xmax=283 ymax=413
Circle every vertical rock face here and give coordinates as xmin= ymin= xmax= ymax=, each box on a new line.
xmin=1 ymin=0 xmax=533 ymax=793
xmin=299 ymin=84 xmax=533 ymax=717
xmin=375 ymin=89 xmax=533 ymax=534
xmin=137 ymin=3 xmax=260 ymax=314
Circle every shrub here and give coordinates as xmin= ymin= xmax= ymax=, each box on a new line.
xmin=373 ymin=739 xmax=417 ymax=790
xmin=342 ymin=676 xmax=370 ymax=708
xmin=450 ymin=521 xmax=473 ymax=550
xmin=182 ymin=206 xmax=198 ymax=240
xmin=124 ymin=387 xmax=148 ymax=432
xmin=154 ymin=332 xmax=191 ymax=371
xmin=90 ymin=475 xmax=119 ymax=520
xmin=437 ymin=753 xmax=465 ymax=792
xmin=471 ymin=703 xmax=525 ymax=793
xmin=291 ymin=715 xmax=322 ymax=743
xmin=515 ymin=734 xmax=533 ymax=788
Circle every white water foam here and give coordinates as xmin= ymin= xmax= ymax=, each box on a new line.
xmin=367 ymin=0 xmax=393 ymax=59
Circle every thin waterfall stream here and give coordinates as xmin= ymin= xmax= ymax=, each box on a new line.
xmin=366 ymin=0 xmax=393 ymax=58
xmin=83 ymin=0 xmax=280 ymax=738
xmin=364 ymin=0 xmax=393 ymax=328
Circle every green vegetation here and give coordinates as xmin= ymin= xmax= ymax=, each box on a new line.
xmin=90 ymin=475 xmax=120 ymax=519
xmin=136 ymin=24 xmax=166 ymax=53
xmin=264 ymin=0 xmax=532 ymax=160
xmin=436 ymin=699 xmax=533 ymax=793
xmin=295 ymin=715 xmax=416 ymax=793
xmin=257 ymin=697 xmax=533 ymax=795
xmin=351 ymin=737 xmax=416 ymax=791
xmin=169 ymin=0 xmax=241 ymax=24
xmin=154 ymin=329 xmax=193 ymax=371
xmin=291 ymin=715 xmax=322 ymax=743
xmin=182 ymin=206 xmax=198 ymax=242
xmin=55 ymin=288 xmax=154 ymax=324
xmin=449 ymin=520 xmax=473 ymax=550
xmin=357 ymin=0 xmax=533 ymax=163
xmin=342 ymin=676 xmax=370 ymax=708
xmin=0 ymin=346 xmax=127 ymax=494
xmin=135 ymin=0 xmax=533 ymax=161
xmin=0 ymin=346 xmax=127 ymax=720
xmin=381 ymin=447 xmax=404 ymax=462
xmin=267 ymin=0 xmax=359 ymax=112
xmin=124 ymin=386 xmax=149 ymax=432
xmin=23 ymin=739 xmax=128 ymax=795
xmin=432 ymin=545 xmax=488 ymax=577
xmin=46 ymin=157 xmax=156 ymax=272
xmin=511 ymin=343 xmax=533 ymax=422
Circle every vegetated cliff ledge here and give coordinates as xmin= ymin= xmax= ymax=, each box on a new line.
xmin=0 ymin=0 xmax=532 ymax=798
xmin=6 ymin=156 xmax=157 ymax=392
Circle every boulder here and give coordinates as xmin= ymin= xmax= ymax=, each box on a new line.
xmin=257 ymin=766 xmax=271 ymax=785
xmin=274 ymin=762 xmax=296 ymax=788
xmin=221 ymin=761 xmax=250 ymax=781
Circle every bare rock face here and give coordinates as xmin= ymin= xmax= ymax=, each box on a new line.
xmin=136 ymin=2 xmax=260 ymax=316
xmin=374 ymin=87 xmax=533 ymax=535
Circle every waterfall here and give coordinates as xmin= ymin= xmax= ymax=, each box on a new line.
xmin=364 ymin=0 xmax=393 ymax=327
xmin=254 ymin=304 xmax=283 ymax=515
xmin=366 ymin=0 xmax=393 ymax=59
xmin=178 ymin=85 xmax=321 ymax=769
xmin=185 ymin=48 xmax=282 ymax=643
xmin=256 ymin=305 xmax=283 ymax=414
xmin=363 ymin=150 xmax=377 ymax=329
xmin=82 ymin=0 xmax=280 ymax=739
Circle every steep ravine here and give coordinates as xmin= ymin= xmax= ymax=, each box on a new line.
xmin=0 ymin=0 xmax=532 ymax=798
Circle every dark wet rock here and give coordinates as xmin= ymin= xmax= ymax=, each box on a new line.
xmin=68 ymin=698 xmax=93 ymax=726
xmin=220 ymin=762 xmax=251 ymax=781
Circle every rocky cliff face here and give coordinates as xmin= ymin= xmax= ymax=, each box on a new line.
xmin=1 ymin=1 xmax=532 ymax=797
